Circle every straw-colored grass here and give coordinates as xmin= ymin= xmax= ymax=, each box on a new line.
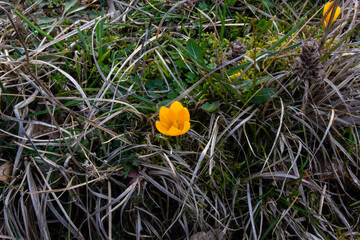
xmin=0 ymin=0 xmax=359 ymax=239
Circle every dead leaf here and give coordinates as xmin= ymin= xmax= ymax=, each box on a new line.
xmin=0 ymin=161 xmax=12 ymax=183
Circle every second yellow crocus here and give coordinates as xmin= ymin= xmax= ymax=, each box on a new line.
xmin=323 ymin=1 xmax=341 ymax=27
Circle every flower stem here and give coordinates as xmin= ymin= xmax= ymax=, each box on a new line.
xmin=176 ymin=136 xmax=180 ymax=150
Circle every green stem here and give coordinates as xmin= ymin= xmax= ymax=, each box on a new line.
xmin=176 ymin=136 xmax=180 ymax=150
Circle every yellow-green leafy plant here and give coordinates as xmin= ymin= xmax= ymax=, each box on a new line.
xmin=228 ymin=34 xmax=293 ymax=82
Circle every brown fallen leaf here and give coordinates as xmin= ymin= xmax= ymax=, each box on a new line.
xmin=0 ymin=161 xmax=12 ymax=184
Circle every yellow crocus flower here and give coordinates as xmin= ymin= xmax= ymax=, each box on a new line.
xmin=156 ymin=101 xmax=190 ymax=136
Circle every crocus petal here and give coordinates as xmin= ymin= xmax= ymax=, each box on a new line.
xmin=180 ymin=121 xmax=190 ymax=135
xmin=156 ymin=121 xmax=171 ymax=135
xmin=159 ymin=106 xmax=174 ymax=129
xmin=165 ymin=126 xmax=185 ymax=136
xmin=323 ymin=1 xmax=341 ymax=27
xmin=332 ymin=6 xmax=341 ymax=23
xmin=170 ymin=101 xmax=184 ymax=116
xmin=177 ymin=108 xmax=190 ymax=130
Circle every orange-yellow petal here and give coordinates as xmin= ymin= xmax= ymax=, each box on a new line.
xmin=180 ymin=121 xmax=190 ymax=135
xmin=166 ymin=126 xmax=185 ymax=136
xmin=323 ymin=1 xmax=341 ymax=27
xmin=159 ymin=106 xmax=174 ymax=129
xmin=156 ymin=121 xmax=171 ymax=135
xmin=177 ymin=108 xmax=190 ymax=129
xmin=170 ymin=101 xmax=184 ymax=116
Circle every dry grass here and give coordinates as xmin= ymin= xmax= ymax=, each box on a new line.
xmin=0 ymin=0 xmax=360 ymax=239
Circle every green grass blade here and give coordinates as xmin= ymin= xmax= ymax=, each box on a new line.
xmin=15 ymin=11 xmax=65 ymax=51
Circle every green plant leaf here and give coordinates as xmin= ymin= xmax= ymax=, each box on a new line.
xmin=201 ymin=102 xmax=219 ymax=113
xmin=158 ymin=99 xmax=172 ymax=108
xmin=64 ymin=0 xmax=79 ymax=16
xmin=37 ymin=17 xmax=57 ymax=27
xmin=186 ymin=39 xmax=204 ymax=64
xmin=236 ymin=76 xmax=273 ymax=90
xmin=249 ymin=88 xmax=277 ymax=104
xmin=257 ymin=19 xmax=269 ymax=32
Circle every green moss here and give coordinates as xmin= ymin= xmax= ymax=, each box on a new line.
xmin=228 ymin=33 xmax=296 ymax=81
